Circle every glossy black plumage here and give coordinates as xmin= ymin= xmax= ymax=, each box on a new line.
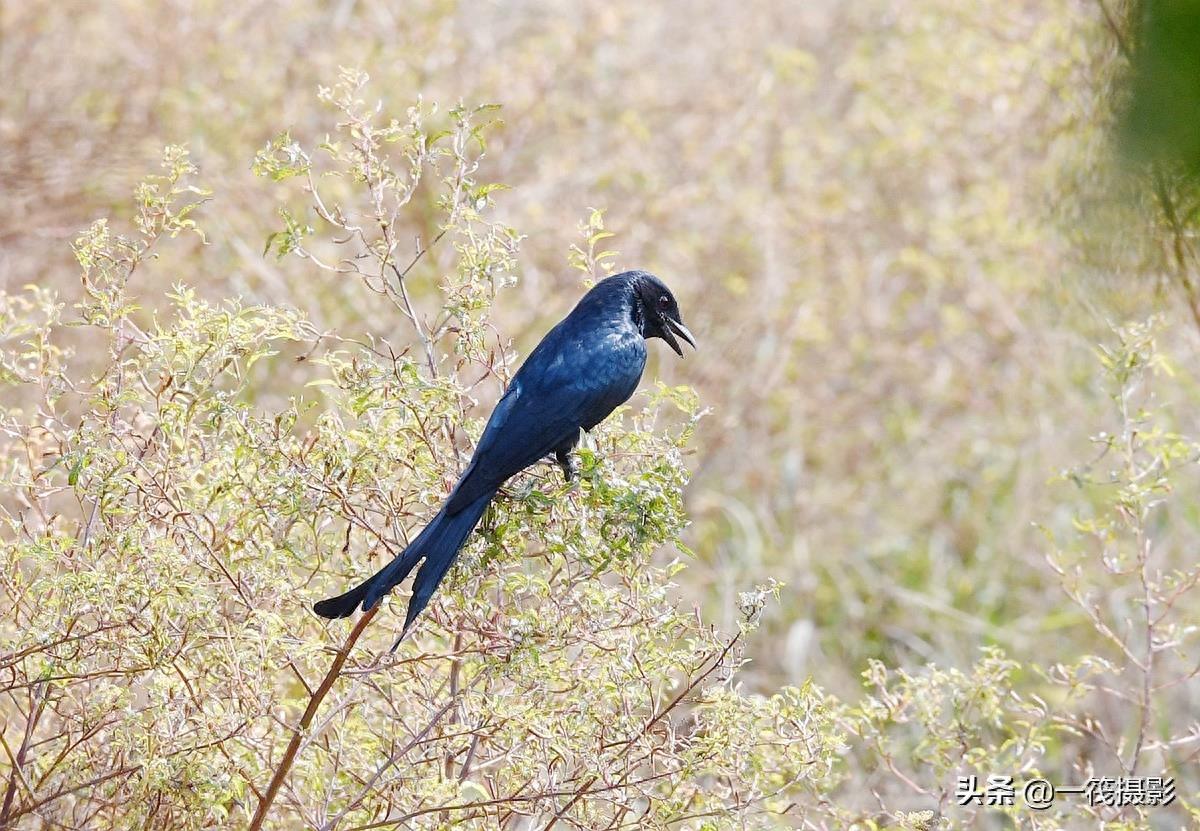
xmin=313 ymin=270 xmax=695 ymax=631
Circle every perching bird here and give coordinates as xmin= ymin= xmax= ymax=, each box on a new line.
xmin=314 ymin=270 xmax=696 ymax=631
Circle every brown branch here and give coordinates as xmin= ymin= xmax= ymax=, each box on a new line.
xmin=353 ymin=767 xmax=687 ymax=830
xmin=0 ymin=681 xmax=48 ymax=828
xmin=248 ymin=607 xmax=378 ymax=831
xmin=0 ymin=620 xmax=128 ymax=672
xmin=387 ymin=229 xmax=448 ymax=380
xmin=1149 ymin=170 xmax=1200 ymax=331
xmin=540 ymin=631 xmax=742 ymax=831
xmin=3 ymin=765 xmax=141 ymax=827
xmin=1096 ymin=0 xmax=1132 ymax=60
xmin=319 ymin=692 xmax=463 ymax=831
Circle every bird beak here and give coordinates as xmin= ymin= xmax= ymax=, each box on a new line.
xmin=663 ymin=316 xmax=697 ymax=356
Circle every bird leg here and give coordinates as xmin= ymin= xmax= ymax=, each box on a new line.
xmin=551 ymin=429 xmax=583 ymax=483
xmin=555 ymin=447 xmax=579 ymax=482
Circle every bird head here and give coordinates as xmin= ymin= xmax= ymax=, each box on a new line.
xmin=630 ymin=272 xmax=696 ymax=356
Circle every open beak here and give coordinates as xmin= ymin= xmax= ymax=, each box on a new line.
xmin=663 ymin=316 xmax=697 ymax=356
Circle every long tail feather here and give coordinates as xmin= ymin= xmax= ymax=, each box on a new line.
xmin=313 ymin=489 xmax=496 ymax=626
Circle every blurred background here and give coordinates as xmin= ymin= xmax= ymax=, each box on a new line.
xmin=2 ymin=0 xmax=1196 ymax=710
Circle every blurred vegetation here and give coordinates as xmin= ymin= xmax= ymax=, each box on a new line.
xmin=2 ymin=0 xmax=1200 ymax=827
xmin=1119 ymin=0 xmax=1200 ymax=172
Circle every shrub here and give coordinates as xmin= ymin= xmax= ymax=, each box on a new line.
xmin=0 ymin=78 xmax=843 ymax=830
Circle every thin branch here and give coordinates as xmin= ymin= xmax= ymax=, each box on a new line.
xmin=539 ymin=631 xmax=742 ymax=831
xmin=1096 ymin=0 xmax=1132 ymax=60
xmin=387 ymin=229 xmax=448 ymax=379
xmin=248 ymin=607 xmax=379 ymax=831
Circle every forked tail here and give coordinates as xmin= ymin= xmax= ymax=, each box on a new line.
xmin=313 ymin=489 xmax=496 ymax=632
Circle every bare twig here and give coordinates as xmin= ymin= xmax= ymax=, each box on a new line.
xmin=248 ymin=608 xmax=379 ymax=831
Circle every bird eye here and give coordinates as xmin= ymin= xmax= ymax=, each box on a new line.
xmin=657 ymin=294 xmax=671 ymax=310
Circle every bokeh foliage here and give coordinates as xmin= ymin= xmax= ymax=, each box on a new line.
xmin=1119 ymin=0 xmax=1200 ymax=173
xmin=2 ymin=0 xmax=1200 ymax=827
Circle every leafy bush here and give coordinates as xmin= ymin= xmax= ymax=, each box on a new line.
xmin=0 ymin=82 xmax=848 ymax=829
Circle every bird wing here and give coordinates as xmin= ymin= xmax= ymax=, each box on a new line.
xmin=444 ymin=323 xmax=645 ymax=513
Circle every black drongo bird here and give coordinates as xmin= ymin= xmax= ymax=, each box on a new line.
xmin=313 ymin=270 xmax=696 ymax=631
